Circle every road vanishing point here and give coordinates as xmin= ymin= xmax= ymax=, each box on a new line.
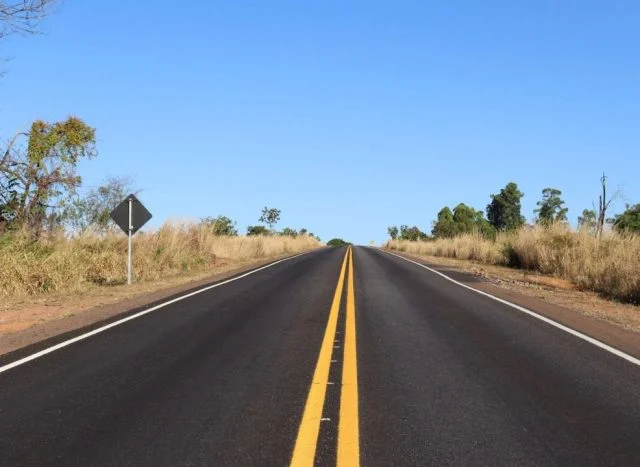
xmin=1 ymin=246 xmax=639 ymax=465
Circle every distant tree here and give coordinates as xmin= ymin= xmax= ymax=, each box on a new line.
xmin=487 ymin=182 xmax=525 ymax=231
xmin=612 ymin=204 xmax=640 ymax=233
xmin=431 ymin=207 xmax=455 ymax=238
xmin=387 ymin=225 xmax=399 ymax=240
xmin=399 ymin=225 xmax=427 ymax=241
xmin=327 ymin=238 xmax=349 ymax=247
xmin=299 ymin=228 xmax=308 ymax=236
xmin=577 ymin=208 xmax=597 ymax=233
xmin=281 ymin=227 xmax=298 ymax=237
xmin=200 ymin=215 xmax=238 ymax=236
xmin=453 ymin=203 xmax=495 ymax=238
xmin=432 ymin=204 xmax=494 ymax=238
xmin=0 ymin=117 xmax=97 ymax=236
xmin=61 ymin=176 xmax=135 ymax=233
xmin=534 ymin=188 xmax=568 ymax=225
xmin=453 ymin=204 xmax=478 ymax=232
xmin=259 ymin=206 xmax=281 ymax=232
xmin=247 ymin=225 xmax=270 ymax=236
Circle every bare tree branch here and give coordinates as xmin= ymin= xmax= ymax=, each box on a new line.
xmin=0 ymin=0 xmax=56 ymax=39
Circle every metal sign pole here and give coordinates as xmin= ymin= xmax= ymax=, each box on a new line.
xmin=110 ymin=193 xmax=151 ymax=285
xmin=127 ymin=197 xmax=133 ymax=285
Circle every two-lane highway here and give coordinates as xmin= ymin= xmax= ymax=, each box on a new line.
xmin=1 ymin=246 xmax=639 ymax=466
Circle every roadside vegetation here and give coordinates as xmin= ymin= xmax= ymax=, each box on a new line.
xmin=386 ymin=177 xmax=640 ymax=305
xmin=0 ymin=224 xmax=321 ymax=298
xmin=0 ymin=119 xmax=321 ymax=299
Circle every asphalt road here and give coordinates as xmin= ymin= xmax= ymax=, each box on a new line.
xmin=1 ymin=246 xmax=639 ymax=466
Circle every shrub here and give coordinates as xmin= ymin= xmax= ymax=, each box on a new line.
xmin=327 ymin=238 xmax=349 ymax=247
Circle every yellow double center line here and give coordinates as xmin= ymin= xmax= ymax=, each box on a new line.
xmin=291 ymin=246 xmax=360 ymax=467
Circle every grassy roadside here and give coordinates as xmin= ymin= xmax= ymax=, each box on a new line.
xmin=386 ymin=224 xmax=640 ymax=305
xmin=1 ymin=223 xmax=321 ymax=298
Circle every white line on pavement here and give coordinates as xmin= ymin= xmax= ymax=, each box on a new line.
xmin=0 ymin=250 xmax=316 ymax=375
xmin=382 ymin=249 xmax=640 ymax=367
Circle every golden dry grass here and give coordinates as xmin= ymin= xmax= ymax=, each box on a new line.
xmin=386 ymin=224 xmax=640 ymax=304
xmin=0 ymin=223 xmax=322 ymax=298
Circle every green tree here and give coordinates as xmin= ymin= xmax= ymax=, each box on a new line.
xmin=259 ymin=206 xmax=281 ymax=232
xmin=1 ymin=117 xmax=97 ymax=235
xmin=613 ymin=204 xmax=640 ymax=233
xmin=299 ymin=228 xmax=308 ymax=236
xmin=399 ymin=225 xmax=427 ymax=241
xmin=577 ymin=208 xmax=597 ymax=233
xmin=200 ymin=215 xmax=238 ymax=236
xmin=327 ymin=238 xmax=349 ymax=247
xmin=387 ymin=225 xmax=399 ymax=240
xmin=534 ymin=188 xmax=568 ymax=225
xmin=431 ymin=207 xmax=455 ymax=238
xmin=247 ymin=225 xmax=269 ymax=236
xmin=452 ymin=204 xmax=478 ymax=232
xmin=281 ymin=227 xmax=298 ymax=237
xmin=452 ymin=203 xmax=495 ymax=238
xmin=486 ymin=182 xmax=525 ymax=231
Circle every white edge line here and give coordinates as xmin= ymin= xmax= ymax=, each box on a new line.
xmin=0 ymin=251 xmax=314 ymax=375
xmin=380 ymin=249 xmax=640 ymax=367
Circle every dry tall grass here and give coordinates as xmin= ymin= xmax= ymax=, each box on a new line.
xmin=0 ymin=223 xmax=322 ymax=298
xmin=386 ymin=224 xmax=640 ymax=304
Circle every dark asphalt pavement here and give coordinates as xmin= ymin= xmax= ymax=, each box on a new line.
xmin=0 ymin=246 xmax=639 ymax=466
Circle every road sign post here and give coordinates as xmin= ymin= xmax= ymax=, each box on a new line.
xmin=110 ymin=194 xmax=152 ymax=285
xmin=128 ymin=197 xmax=133 ymax=285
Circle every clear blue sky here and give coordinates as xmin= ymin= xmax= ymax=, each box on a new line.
xmin=1 ymin=1 xmax=638 ymax=244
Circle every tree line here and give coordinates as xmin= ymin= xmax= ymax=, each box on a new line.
xmin=201 ymin=207 xmax=320 ymax=240
xmin=388 ymin=177 xmax=640 ymax=241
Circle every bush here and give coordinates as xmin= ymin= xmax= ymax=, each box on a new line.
xmin=327 ymin=238 xmax=349 ymax=247
xmin=247 ymin=225 xmax=270 ymax=236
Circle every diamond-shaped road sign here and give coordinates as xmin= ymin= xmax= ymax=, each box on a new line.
xmin=110 ymin=194 xmax=152 ymax=235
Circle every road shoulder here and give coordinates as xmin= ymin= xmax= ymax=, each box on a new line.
xmin=383 ymin=249 xmax=640 ymax=360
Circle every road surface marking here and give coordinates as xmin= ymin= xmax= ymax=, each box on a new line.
xmin=290 ymin=248 xmax=349 ymax=466
xmin=383 ymin=250 xmax=640 ymax=367
xmin=0 ymin=251 xmax=316 ymax=375
xmin=338 ymin=246 xmax=361 ymax=466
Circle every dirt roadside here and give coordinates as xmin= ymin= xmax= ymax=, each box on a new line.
xmin=0 ymin=253 xmax=309 ymax=357
xmin=384 ymin=249 xmax=640 ymax=360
